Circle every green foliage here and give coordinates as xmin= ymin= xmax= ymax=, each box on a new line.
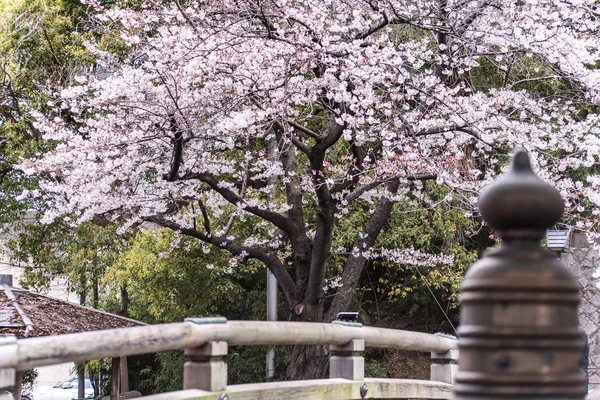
xmin=99 ymin=228 xmax=292 ymax=392
xmin=1 ymin=0 xmax=93 ymax=87
xmin=78 ymin=359 xmax=112 ymax=398
xmin=364 ymin=359 xmax=387 ymax=378
xmin=0 ymin=0 xmax=94 ymax=224
xmin=21 ymin=369 xmax=38 ymax=393
xmin=228 ymin=345 xmax=291 ymax=384
xmin=7 ymin=221 xmax=126 ymax=303
xmin=326 ymin=181 xmax=478 ymax=314
xmin=139 ymin=351 xmax=184 ymax=394
xmin=7 ymin=221 xmax=127 ymax=300
xmin=376 ymin=185 xmax=478 ymax=311
xmin=103 ymin=228 xmax=250 ymax=323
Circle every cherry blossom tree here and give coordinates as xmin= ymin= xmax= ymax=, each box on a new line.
xmin=21 ymin=0 xmax=600 ymax=378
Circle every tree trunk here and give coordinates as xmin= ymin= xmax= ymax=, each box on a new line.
xmin=13 ymin=371 xmax=22 ymax=400
xmin=285 ymin=303 xmax=330 ymax=380
xmin=120 ymin=356 xmax=129 ymax=393
xmin=287 ymin=344 xmax=329 ymax=380
xmin=93 ymin=276 xmax=99 ymax=309
xmin=120 ymin=284 xmax=128 ymax=317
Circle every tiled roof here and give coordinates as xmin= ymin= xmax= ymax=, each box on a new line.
xmin=0 ymin=285 xmax=144 ymax=337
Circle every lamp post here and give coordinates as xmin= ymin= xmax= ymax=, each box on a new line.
xmin=547 ymin=229 xmax=571 ymax=257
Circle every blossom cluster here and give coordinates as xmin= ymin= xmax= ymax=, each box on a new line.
xmin=18 ymin=0 xmax=600 ymax=276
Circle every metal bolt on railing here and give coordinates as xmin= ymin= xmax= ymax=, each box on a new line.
xmin=454 ymin=149 xmax=585 ymax=399
xmin=360 ymin=382 xmax=368 ymax=398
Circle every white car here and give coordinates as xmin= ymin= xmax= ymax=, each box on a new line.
xmin=32 ymin=377 xmax=94 ymax=400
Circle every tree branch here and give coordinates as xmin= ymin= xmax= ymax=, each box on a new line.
xmin=345 ymin=173 xmax=437 ymax=204
xmin=183 ymin=172 xmax=293 ymax=234
xmin=290 ymin=134 xmax=312 ymax=156
xmin=455 ymin=0 xmax=491 ymax=36
xmin=302 ymin=117 xmax=346 ymax=307
xmin=287 ymin=120 xmax=321 ymax=140
xmin=164 ymin=114 xmax=184 ymax=181
xmin=330 ymin=141 xmax=366 ymax=194
xmin=144 ymin=216 xmax=296 ymax=303
xmin=197 ymin=199 xmax=211 ymax=234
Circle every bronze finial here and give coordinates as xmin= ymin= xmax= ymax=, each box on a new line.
xmin=478 ymin=149 xmax=564 ymax=240
xmin=454 ymin=149 xmax=585 ymax=399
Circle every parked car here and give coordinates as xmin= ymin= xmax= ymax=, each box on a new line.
xmin=31 ymin=377 xmax=93 ymax=400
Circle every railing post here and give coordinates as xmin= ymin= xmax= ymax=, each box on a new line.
xmin=0 ymin=336 xmax=16 ymax=400
xmin=183 ymin=317 xmax=228 ymax=392
xmin=454 ymin=149 xmax=586 ymax=399
xmin=184 ymin=341 xmax=228 ymax=392
xmin=0 ymin=368 xmax=14 ymax=396
xmin=329 ymin=339 xmax=365 ymax=381
xmin=431 ymin=348 xmax=458 ymax=384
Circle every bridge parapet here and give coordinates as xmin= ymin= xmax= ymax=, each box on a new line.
xmin=0 ymin=319 xmax=456 ymax=399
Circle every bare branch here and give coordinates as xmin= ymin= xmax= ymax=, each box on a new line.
xmin=197 ymin=199 xmax=211 ymax=234
xmin=290 ymin=134 xmax=312 ymax=156
xmin=287 ymin=120 xmax=321 ymax=140
xmin=183 ymin=172 xmax=293 ymax=235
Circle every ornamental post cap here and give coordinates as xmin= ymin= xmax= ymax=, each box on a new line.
xmin=478 ymin=149 xmax=564 ymax=239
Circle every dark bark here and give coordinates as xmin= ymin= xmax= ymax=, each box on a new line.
xmin=92 ymin=275 xmax=99 ymax=309
xmin=111 ymin=357 xmax=120 ymax=400
xmin=120 ymin=284 xmax=129 ymax=317
xmin=295 ymin=117 xmax=344 ymax=319
xmin=79 ymin=277 xmax=86 ymax=306
xmin=434 ymin=0 xmax=449 ymax=80
xmin=287 ymin=344 xmax=329 ymax=380
xmin=286 ymin=304 xmax=329 ymax=380
xmin=165 ymin=114 xmax=184 ymax=181
xmin=185 ymin=171 xmax=292 ymax=234
xmin=273 ymin=127 xmax=313 ymax=313
xmin=286 ymin=118 xmax=346 ymax=379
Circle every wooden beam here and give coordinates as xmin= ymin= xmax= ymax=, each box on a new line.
xmin=111 ymin=357 xmax=121 ymax=400
xmin=5 ymin=321 xmax=455 ymax=370
xmin=3 ymin=285 xmax=33 ymax=335
xmin=78 ymin=363 xmax=85 ymax=399
xmin=12 ymin=371 xmax=21 ymax=400
xmin=0 ymin=368 xmax=15 ymax=390
xmin=120 ymin=356 xmax=129 ymax=392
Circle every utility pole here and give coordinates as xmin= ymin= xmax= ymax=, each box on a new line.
xmin=78 ymin=286 xmax=86 ymax=400
xmin=266 ymin=139 xmax=277 ymax=380
xmin=266 ymin=270 xmax=277 ymax=379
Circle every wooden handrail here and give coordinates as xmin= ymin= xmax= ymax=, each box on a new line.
xmin=1 ymin=320 xmax=456 ymax=370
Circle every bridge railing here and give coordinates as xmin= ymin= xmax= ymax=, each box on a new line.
xmin=0 ymin=319 xmax=457 ymax=399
